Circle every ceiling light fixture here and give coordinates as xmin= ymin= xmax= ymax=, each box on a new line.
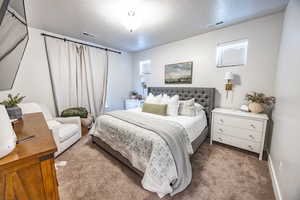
xmin=123 ymin=10 xmax=141 ymax=32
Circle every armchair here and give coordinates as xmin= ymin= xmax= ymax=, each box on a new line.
xmin=19 ymin=103 xmax=82 ymax=157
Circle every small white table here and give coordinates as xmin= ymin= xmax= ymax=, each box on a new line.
xmin=210 ymin=108 xmax=268 ymax=160
xmin=125 ymin=99 xmax=144 ymax=110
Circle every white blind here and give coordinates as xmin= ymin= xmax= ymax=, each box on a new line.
xmin=216 ymin=39 xmax=248 ymax=67
xmin=139 ymin=60 xmax=151 ymax=75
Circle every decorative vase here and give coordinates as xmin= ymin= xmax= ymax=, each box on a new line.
xmin=248 ymin=102 xmax=264 ymax=113
xmin=6 ymin=106 xmax=22 ymax=120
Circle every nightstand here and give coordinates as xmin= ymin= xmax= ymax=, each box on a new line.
xmin=210 ymin=108 xmax=268 ymax=160
xmin=125 ymin=99 xmax=144 ymax=110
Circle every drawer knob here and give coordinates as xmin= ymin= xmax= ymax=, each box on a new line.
xmin=219 ymin=119 xmax=224 ymax=123
xmin=218 ymin=128 xmax=224 ymax=132
xmin=249 ymin=135 xmax=254 ymax=139
xmin=250 ymin=124 xmax=256 ymax=129
xmin=218 ymin=137 xmax=223 ymax=142
xmin=248 ymin=145 xmax=253 ymax=150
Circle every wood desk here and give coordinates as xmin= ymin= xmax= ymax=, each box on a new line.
xmin=0 ymin=113 xmax=59 ymax=200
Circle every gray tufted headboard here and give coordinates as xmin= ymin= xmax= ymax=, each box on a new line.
xmin=148 ymin=87 xmax=215 ymax=128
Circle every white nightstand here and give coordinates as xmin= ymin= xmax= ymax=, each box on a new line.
xmin=125 ymin=99 xmax=144 ymax=110
xmin=210 ymin=108 xmax=268 ymax=160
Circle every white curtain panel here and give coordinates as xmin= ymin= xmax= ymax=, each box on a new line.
xmin=44 ymin=37 xmax=108 ymax=117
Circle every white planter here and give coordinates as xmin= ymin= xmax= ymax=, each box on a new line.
xmin=248 ymin=103 xmax=264 ymax=113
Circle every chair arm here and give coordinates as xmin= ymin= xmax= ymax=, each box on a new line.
xmin=55 ymin=117 xmax=81 ymax=126
xmin=50 ymin=127 xmax=61 ymax=153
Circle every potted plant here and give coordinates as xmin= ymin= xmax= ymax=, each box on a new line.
xmin=245 ymin=92 xmax=275 ymax=113
xmin=0 ymin=93 xmax=25 ymax=119
xmin=130 ymin=91 xmax=139 ymax=99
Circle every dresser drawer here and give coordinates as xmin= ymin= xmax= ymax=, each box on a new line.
xmin=214 ymin=124 xmax=262 ymax=142
xmin=213 ymin=133 xmax=260 ymax=153
xmin=214 ymin=114 xmax=264 ymax=132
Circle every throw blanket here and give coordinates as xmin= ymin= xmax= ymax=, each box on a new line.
xmin=91 ymin=110 xmax=193 ymax=197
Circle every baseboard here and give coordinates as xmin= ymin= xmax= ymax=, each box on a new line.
xmin=268 ymin=154 xmax=282 ymax=200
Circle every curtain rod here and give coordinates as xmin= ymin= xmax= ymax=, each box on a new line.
xmin=41 ymin=33 xmax=122 ymax=54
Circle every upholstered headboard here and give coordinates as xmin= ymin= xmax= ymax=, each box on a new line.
xmin=148 ymin=87 xmax=215 ymax=128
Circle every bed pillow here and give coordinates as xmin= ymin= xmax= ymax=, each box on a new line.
xmin=142 ymin=103 xmax=167 ymax=116
xmin=195 ymin=103 xmax=205 ymax=115
xmin=161 ymin=94 xmax=179 ymax=116
xmin=179 ymin=100 xmax=205 ymax=116
xmin=145 ymin=93 xmax=162 ymax=104
xmin=179 ymin=99 xmax=195 ymax=116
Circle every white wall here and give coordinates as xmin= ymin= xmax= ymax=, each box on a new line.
xmin=0 ymin=27 xmax=133 ymax=115
xmin=132 ymin=13 xmax=284 ymax=109
xmin=270 ymin=0 xmax=300 ymax=199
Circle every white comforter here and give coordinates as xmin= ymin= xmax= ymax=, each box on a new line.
xmin=90 ymin=109 xmax=207 ymax=197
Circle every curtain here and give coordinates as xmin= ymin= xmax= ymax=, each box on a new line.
xmin=44 ymin=37 xmax=108 ymax=117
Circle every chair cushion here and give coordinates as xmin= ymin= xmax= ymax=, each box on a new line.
xmin=47 ymin=120 xmax=62 ymax=129
xmin=57 ymin=124 xmax=80 ymax=143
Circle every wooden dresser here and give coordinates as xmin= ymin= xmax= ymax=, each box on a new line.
xmin=210 ymin=108 xmax=268 ymax=160
xmin=0 ymin=113 xmax=59 ymax=200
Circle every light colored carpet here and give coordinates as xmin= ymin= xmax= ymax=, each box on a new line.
xmin=56 ymin=136 xmax=275 ymax=200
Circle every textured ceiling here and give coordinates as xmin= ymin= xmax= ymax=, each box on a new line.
xmin=25 ymin=0 xmax=288 ymax=52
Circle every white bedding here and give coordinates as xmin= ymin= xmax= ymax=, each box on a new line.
xmin=91 ymin=108 xmax=207 ymax=197
xmin=129 ymin=107 xmax=207 ymax=142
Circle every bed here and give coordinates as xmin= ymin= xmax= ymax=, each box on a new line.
xmin=90 ymin=87 xmax=215 ymax=197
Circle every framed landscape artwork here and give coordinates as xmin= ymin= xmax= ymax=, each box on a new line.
xmin=165 ymin=61 xmax=193 ymax=84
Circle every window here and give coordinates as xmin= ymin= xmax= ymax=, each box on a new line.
xmin=139 ymin=60 xmax=151 ymax=75
xmin=216 ymin=39 xmax=248 ymax=67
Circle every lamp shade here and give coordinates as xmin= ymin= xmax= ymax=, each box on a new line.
xmin=224 ymin=72 xmax=234 ymax=80
xmin=0 ymin=105 xmax=16 ymax=158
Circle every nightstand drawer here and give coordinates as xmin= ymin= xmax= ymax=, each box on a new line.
xmin=213 ymin=133 xmax=260 ymax=153
xmin=214 ymin=114 xmax=263 ymax=132
xmin=214 ymin=124 xmax=262 ymax=142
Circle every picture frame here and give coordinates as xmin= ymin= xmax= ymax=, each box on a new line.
xmin=165 ymin=61 xmax=193 ymax=84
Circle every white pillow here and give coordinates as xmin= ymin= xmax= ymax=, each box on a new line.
xmin=145 ymin=93 xmax=162 ymax=104
xmin=161 ymin=94 xmax=179 ymax=116
xmin=195 ymin=103 xmax=205 ymax=115
xmin=179 ymin=99 xmax=196 ymax=116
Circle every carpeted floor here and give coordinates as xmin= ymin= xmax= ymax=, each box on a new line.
xmin=56 ymin=136 xmax=275 ymax=200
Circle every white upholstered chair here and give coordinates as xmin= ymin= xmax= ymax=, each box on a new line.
xmin=19 ymin=103 xmax=82 ymax=157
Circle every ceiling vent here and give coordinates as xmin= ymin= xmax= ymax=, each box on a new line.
xmin=82 ymin=32 xmax=96 ymax=38
xmin=207 ymin=21 xmax=224 ymax=28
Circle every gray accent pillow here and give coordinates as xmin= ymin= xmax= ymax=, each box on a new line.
xmin=179 ymin=99 xmax=195 ymax=116
xmin=179 ymin=99 xmax=204 ymax=116
xmin=142 ymin=103 xmax=168 ymax=116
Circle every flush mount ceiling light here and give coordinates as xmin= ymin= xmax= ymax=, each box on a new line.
xmin=123 ymin=10 xmax=141 ymax=32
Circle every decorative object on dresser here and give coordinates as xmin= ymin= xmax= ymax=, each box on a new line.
xmin=245 ymin=92 xmax=276 ymax=113
xmin=0 ymin=113 xmax=59 ymax=200
xmin=0 ymin=105 xmax=17 ymax=159
xmin=210 ymin=108 xmax=268 ymax=160
xmin=0 ymin=93 xmax=25 ymax=120
xmin=165 ymin=61 xmax=193 ymax=84
xmin=125 ymin=99 xmax=144 ymax=110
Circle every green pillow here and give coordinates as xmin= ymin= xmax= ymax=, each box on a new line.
xmin=61 ymin=107 xmax=88 ymax=118
xmin=142 ymin=103 xmax=167 ymax=116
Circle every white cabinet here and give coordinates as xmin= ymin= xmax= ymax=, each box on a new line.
xmin=210 ymin=108 xmax=268 ymax=160
xmin=125 ymin=99 xmax=144 ymax=110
